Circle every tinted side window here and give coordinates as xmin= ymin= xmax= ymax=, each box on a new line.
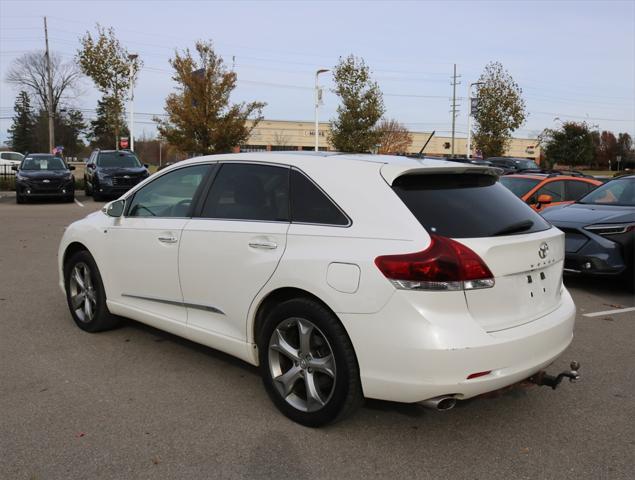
xmin=566 ymin=181 xmax=592 ymax=201
xmin=535 ymin=181 xmax=565 ymax=202
xmin=201 ymin=163 xmax=289 ymax=222
xmin=290 ymin=169 xmax=349 ymax=226
xmin=127 ymin=164 xmax=210 ymax=217
xmin=392 ymin=173 xmax=550 ymax=238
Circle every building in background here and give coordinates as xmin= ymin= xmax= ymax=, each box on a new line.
xmin=239 ymin=119 xmax=540 ymax=160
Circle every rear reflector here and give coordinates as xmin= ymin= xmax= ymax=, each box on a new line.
xmin=467 ymin=370 xmax=492 ymax=380
xmin=374 ymin=234 xmax=494 ymax=291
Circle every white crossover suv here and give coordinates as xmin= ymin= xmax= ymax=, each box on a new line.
xmin=58 ymin=152 xmax=576 ymax=426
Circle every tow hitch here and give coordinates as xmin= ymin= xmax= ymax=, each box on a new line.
xmin=530 ymin=361 xmax=581 ymax=390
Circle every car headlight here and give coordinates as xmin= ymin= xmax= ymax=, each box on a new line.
xmin=98 ymin=174 xmax=112 ymax=185
xmin=16 ymin=174 xmax=27 ymax=181
xmin=584 ymin=223 xmax=635 ymax=236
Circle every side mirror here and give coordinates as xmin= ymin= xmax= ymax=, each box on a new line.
xmin=87 ymin=163 xmax=96 ymax=170
xmin=537 ymin=194 xmax=553 ymax=205
xmin=68 ymin=165 xmax=76 ymax=171
xmin=103 ymin=199 xmax=125 ymax=217
xmin=11 ymin=165 xmax=18 ymax=171
xmin=143 ymin=163 xmax=149 ymax=169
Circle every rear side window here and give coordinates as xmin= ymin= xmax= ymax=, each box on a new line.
xmin=290 ymin=169 xmax=349 ymax=226
xmin=392 ymin=173 xmax=551 ymax=238
xmin=201 ymin=163 xmax=289 ymax=222
xmin=534 ymin=180 xmax=565 ymax=202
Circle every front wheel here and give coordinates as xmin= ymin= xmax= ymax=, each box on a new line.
xmin=64 ymin=250 xmax=120 ymax=332
xmin=258 ymin=298 xmax=363 ymax=427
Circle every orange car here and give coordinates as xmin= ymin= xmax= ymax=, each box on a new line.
xmin=500 ymin=173 xmax=603 ymax=211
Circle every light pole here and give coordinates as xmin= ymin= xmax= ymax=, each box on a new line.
xmin=128 ymin=53 xmax=138 ymax=151
xmin=314 ymin=69 xmax=329 ymax=151
xmin=466 ymin=81 xmax=484 ymax=158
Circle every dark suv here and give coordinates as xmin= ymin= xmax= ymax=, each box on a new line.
xmin=13 ymin=153 xmax=75 ymax=203
xmin=85 ymin=150 xmax=149 ymax=201
xmin=487 ymin=157 xmax=539 ymax=174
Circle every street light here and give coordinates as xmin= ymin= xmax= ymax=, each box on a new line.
xmin=314 ymin=69 xmax=329 ymax=151
xmin=128 ymin=53 xmax=138 ymax=151
xmin=466 ymin=81 xmax=484 ymax=158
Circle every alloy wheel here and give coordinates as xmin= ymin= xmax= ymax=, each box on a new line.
xmin=268 ymin=317 xmax=337 ymax=412
xmin=68 ymin=262 xmax=97 ymax=323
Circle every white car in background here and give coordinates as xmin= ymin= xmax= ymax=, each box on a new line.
xmin=58 ymin=152 xmax=576 ymax=426
xmin=0 ymin=151 xmax=24 ymax=174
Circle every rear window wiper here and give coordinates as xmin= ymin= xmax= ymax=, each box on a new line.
xmin=492 ymin=220 xmax=534 ymax=236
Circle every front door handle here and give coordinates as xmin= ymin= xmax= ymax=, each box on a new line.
xmin=158 ymin=236 xmax=178 ymax=244
xmin=248 ymin=241 xmax=278 ymax=250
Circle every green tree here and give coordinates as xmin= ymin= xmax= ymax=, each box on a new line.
xmin=87 ymin=95 xmax=129 ymax=149
xmin=155 ymin=41 xmax=265 ymax=155
xmin=31 ymin=108 xmax=87 ymax=158
xmin=329 ymin=55 xmax=385 ymax=153
xmin=541 ymin=121 xmax=595 ymax=169
xmin=616 ymin=132 xmax=633 ymax=169
xmin=473 ymin=62 xmax=527 ymax=158
xmin=376 ymin=118 xmax=413 ymax=154
xmin=8 ymin=91 xmax=35 ymax=153
xmin=77 ymin=24 xmax=141 ymax=148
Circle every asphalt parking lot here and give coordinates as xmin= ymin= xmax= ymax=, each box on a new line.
xmin=1 ymin=193 xmax=634 ymax=480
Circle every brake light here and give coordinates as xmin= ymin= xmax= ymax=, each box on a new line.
xmin=374 ymin=234 xmax=495 ymax=291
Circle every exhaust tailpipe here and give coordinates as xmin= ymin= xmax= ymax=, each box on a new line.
xmin=420 ymin=395 xmax=457 ymax=411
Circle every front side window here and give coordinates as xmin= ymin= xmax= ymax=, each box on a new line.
xmin=533 ymin=180 xmax=565 ymax=203
xmin=290 ymin=169 xmax=349 ymax=225
xmin=97 ymin=151 xmax=141 ymax=168
xmin=127 ymin=165 xmax=211 ymax=217
xmin=200 ymin=163 xmax=289 ymax=222
xmin=499 ymin=177 xmax=541 ymax=198
xmin=565 ymin=180 xmax=594 ymax=201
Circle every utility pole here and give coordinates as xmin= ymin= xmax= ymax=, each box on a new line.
xmin=314 ymin=69 xmax=329 ymax=151
xmin=43 ymin=16 xmax=55 ymax=153
xmin=128 ymin=53 xmax=138 ymax=151
xmin=450 ymin=64 xmax=461 ymax=156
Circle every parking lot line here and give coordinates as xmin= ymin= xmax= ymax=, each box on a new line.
xmin=583 ymin=307 xmax=635 ymax=318
xmin=74 ymin=198 xmax=84 ymax=207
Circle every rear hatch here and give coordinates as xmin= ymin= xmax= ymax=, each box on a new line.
xmin=387 ymin=168 xmax=564 ymax=332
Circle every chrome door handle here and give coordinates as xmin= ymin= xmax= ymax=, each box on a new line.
xmin=248 ymin=241 xmax=278 ymax=250
xmin=158 ymin=236 xmax=178 ymax=244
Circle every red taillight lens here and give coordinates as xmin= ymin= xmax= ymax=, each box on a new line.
xmin=374 ymin=234 xmax=494 ymax=291
xmin=467 ymin=370 xmax=492 ymax=380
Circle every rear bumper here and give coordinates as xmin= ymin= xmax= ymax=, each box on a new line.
xmin=340 ymin=288 xmax=576 ymax=403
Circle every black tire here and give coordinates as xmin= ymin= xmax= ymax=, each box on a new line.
xmin=65 ymin=194 xmax=75 ymax=203
xmin=258 ymin=298 xmax=363 ymax=427
xmin=85 ymin=180 xmax=92 ymax=196
xmin=93 ymin=191 xmax=103 ymax=201
xmin=64 ymin=250 xmax=120 ymax=332
xmin=16 ymin=193 xmax=24 ymax=204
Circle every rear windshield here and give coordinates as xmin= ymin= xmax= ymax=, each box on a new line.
xmin=392 ymin=173 xmax=551 ymax=238
xmin=97 ymin=152 xmax=141 ymax=168
xmin=500 ymin=176 xmax=540 ymax=198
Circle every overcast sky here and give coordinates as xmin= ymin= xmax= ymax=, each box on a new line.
xmin=1 ymin=0 xmax=633 ymax=145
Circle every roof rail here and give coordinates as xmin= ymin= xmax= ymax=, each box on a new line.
xmin=507 ymin=168 xmax=595 ymax=178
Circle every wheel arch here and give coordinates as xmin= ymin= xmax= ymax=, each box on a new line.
xmin=63 ymin=241 xmax=90 ymax=268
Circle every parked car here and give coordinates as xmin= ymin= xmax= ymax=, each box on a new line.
xmin=58 ymin=153 xmax=576 ymax=426
xmin=0 ymin=151 xmax=24 ymax=175
xmin=500 ymin=173 xmax=602 ymax=211
xmin=541 ymin=175 xmax=634 ymax=287
xmin=84 ymin=149 xmax=149 ymax=201
xmin=14 ymin=153 xmax=75 ymax=203
xmin=487 ymin=157 xmax=539 ymax=174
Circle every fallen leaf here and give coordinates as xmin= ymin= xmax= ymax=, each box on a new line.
xmin=152 ymin=456 xmax=161 ymax=465
xmin=520 ymin=447 xmax=530 ymax=454
xmin=604 ymin=303 xmax=623 ymax=309
xmin=76 ymin=432 xmax=85 ymax=438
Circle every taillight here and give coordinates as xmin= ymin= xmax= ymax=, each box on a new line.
xmin=374 ymin=234 xmax=495 ymax=291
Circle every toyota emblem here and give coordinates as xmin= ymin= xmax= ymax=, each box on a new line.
xmin=538 ymin=242 xmax=549 ymax=259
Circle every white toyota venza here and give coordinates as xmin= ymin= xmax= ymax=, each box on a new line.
xmin=58 ymin=152 xmax=576 ymax=426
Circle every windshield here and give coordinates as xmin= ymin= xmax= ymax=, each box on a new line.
xmin=97 ymin=152 xmax=141 ymax=168
xmin=21 ymin=156 xmax=67 ymax=171
xmin=578 ymin=178 xmax=635 ymax=206
xmin=500 ymin=177 xmax=541 ymax=198
xmin=2 ymin=152 xmax=24 ymax=161
xmin=514 ymin=159 xmax=539 ymax=170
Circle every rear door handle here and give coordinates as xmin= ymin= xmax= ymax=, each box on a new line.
xmin=248 ymin=241 xmax=278 ymax=250
xmin=158 ymin=236 xmax=178 ymax=244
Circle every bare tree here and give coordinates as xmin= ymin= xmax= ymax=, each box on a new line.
xmin=273 ymin=130 xmax=290 ymax=148
xmin=6 ymin=51 xmax=82 ymax=112
xmin=377 ymin=118 xmax=413 ymax=154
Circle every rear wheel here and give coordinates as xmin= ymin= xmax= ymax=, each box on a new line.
xmin=64 ymin=250 xmax=120 ymax=332
xmin=258 ymin=298 xmax=363 ymax=427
